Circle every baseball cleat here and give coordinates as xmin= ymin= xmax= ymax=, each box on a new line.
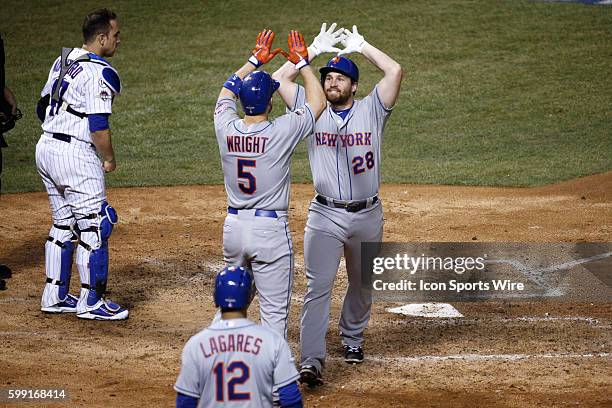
xmin=299 ymin=365 xmax=323 ymax=388
xmin=41 ymin=293 xmax=79 ymax=313
xmin=343 ymin=345 xmax=364 ymax=364
xmin=77 ymin=298 xmax=129 ymax=321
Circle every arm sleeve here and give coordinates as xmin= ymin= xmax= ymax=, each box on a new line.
xmin=88 ymin=113 xmax=110 ymax=132
xmin=214 ymin=97 xmax=239 ymax=132
xmin=176 ymin=393 xmax=198 ymax=408
xmin=278 ymin=381 xmax=303 ymax=408
xmin=84 ymin=67 xmax=115 ymax=115
xmin=364 ymin=84 xmax=393 ymax=119
xmin=173 ymin=338 xmax=202 ymax=399
xmin=275 ymin=102 xmax=315 ymax=144
xmin=273 ymin=338 xmax=300 ymax=389
xmin=285 ymin=84 xmax=306 ymax=113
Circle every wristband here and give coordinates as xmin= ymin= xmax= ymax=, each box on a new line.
xmin=294 ymin=58 xmax=309 ymax=70
xmin=248 ymin=55 xmax=262 ymax=68
xmin=223 ymin=74 xmax=242 ymax=96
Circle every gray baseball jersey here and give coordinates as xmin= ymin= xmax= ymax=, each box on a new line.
xmin=214 ymin=96 xmax=315 ymax=338
xmin=174 ymin=318 xmax=299 ymax=408
xmin=288 ymin=83 xmax=393 ymax=373
xmin=289 ymin=84 xmax=392 ymax=200
xmin=214 ymin=97 xmax=315 ymax=210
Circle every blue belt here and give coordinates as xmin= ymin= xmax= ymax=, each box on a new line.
xmin=227 ymin=207 xmax=278 ymax=218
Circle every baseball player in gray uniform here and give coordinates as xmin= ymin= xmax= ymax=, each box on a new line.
xmin=35 ymin=9 xmax=127 ymax=320
xmin=214 ymin=30 xmax=325 ymax=338
xmin=273 ymin=24 xmax=403 ymax=385
xmin=175 ymin=266 xmax=303 ymax=408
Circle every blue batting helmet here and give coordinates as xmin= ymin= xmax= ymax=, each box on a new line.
xmin=319 ymin=56 xmax=359 ymax=82
xmin=214 ymin=266 xmax=254 ymax=310
xmin=238 ymin=71 xmax=280 ymax=116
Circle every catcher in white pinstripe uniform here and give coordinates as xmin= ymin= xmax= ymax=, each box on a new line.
xmin=35 ymin=9 xmax=127 ymax=320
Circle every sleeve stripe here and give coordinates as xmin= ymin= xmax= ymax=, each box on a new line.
xmin=375 ymin=85 xmax=393 ymax=112
xmin=291 ymin=85 xmax=300 ymax=112
xmin=306 ymin=104 xmax=315 ymax=128
xmin=173 ymin=385 xmax=200 ymax=399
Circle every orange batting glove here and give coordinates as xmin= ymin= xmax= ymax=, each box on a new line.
xmin=286 ymin=30 xmax=309 ymax=70
xmin=249 ymin=29 xmax=286 ymax=67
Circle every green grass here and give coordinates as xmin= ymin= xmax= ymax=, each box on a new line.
xmin=1 ymin=0 xmax=610 ymax=193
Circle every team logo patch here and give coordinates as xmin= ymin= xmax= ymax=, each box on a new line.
xmin=294 ymin=107 xmax=306 ymax=116
xmin=215 ymin=103 xmax=229 ymax=116
xmin=99 ymin=90 xmax=111 ymax=101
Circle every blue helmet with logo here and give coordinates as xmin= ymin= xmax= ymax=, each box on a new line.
xmin=214 ymin=266 xmax=254 ymax=310
xmin=319 ymin=56 xmax=359 ymax=83
xmin=238 ymin=71 xmax=280 ymax=116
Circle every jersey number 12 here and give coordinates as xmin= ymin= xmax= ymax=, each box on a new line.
xmin=214 ymin=361 xmax=251 ymax=401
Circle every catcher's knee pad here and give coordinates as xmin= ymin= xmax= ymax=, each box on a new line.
xmin=77 ymin=201 xmax=119 ymax=307
xmin=99 ymin=201 xmax=118 ymax=240
xmin=44 ymin=224 xmax=77 ymax=302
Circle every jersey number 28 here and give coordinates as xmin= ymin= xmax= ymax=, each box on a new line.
xmin=352 ymin=151 xmax=375 ymax=175
xmin=214 ymin=361 xmax=250 ymax=402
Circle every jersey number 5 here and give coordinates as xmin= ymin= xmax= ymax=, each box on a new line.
xmin=214 ymin=361 xmax=251 ymax=401
xmin=237 ymin=159 xmax=256 ymax=194
xmin=352 ymin=151 xmax=375 ymax=175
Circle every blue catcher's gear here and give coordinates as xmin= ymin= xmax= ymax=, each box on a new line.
xmin=214 ymin=266 xmax=254 ymax=310
xmin=40 ymin=223 xmax=80 ymax=312
xmin=238 ymin=71 xmax=280 ymax=116
xmin=319 ymin=56 xmax=359 ymax=83
xmin=83 ymin=201 xmax=118 ymax=306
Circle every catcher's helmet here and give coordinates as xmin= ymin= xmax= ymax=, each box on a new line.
xmin=239 ymin=71 xmax=280 ymax=116
xmin=319 ymin=56 xmax=359 ymax=83
xmin=214 ymin=266 xmax=254 ymax=310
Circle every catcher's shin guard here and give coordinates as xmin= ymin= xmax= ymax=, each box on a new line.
xmin=41 ymin=224 xmax=77 ymax=308
xmin=76 ymin=202 xmax=118 ymax=310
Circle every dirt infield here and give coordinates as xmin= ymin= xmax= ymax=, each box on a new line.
xmin=0 ymin=172 xmax=610 ymax=407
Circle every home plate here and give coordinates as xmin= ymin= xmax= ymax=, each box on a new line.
xmin=387 ymin=303 xmax=464 ymax=318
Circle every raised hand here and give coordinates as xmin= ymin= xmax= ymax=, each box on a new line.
xmin=337 ymin=25 xmax=367 ymax=56
xmin=249 ymin=29 xmax=285 ymax=67
xmin=287 ymin=30 xmax=309 ymax=70
xmin=310 ymin=22 xmax=345 ymax=57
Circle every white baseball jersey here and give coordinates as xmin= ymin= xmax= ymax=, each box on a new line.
xmin=41 ymin=48 xmax=118 ymax=143
xmin=214 ymin=98 xmax=315 ymax=210
xmin=290 ymin=84 xmax=392 ymax=200
xmin=174 ymin=318 xmax=299 ymax=408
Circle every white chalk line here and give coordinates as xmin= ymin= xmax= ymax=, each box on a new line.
xmin=329 ymin=352 xmax=611 ymax=364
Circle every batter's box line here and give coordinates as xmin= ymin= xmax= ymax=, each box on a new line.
xmin=328 ymin=352 xmax=611 ymax=364
xmin=485 ymin=251 xmax=612 ymax=295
